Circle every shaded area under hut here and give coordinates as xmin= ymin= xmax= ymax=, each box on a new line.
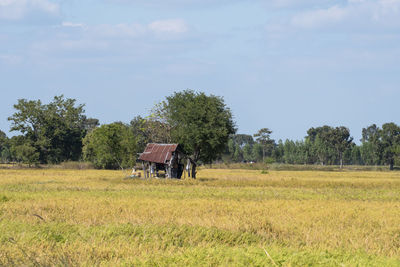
xmin=138 ymin=143 xmax=195 ymax=179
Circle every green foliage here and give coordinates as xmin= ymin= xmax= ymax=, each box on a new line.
xmin=8 ymin=135 xmax=39 ymax=165
xmin=8 ymin=95 xmax=88 ymax=164
xmin=380 ymin=123 xmax=400 ymax=170
xmin=242 ymin=143 xmax=253 ymax=162
xmin=360 ymin=124 xmax=382 ymax=165
xmin=83 ymin=118 xmax=100 ymax=132
xmin=12 ymin=143 xmax=40 ymax=166
xmin=329 ymin=127 xmax=353 ymax=168
xmin=162 ymin=90 xmax=236 ymax=164
xmin=305 ymin=126 xmax=354 ymax=167
xmin=2 ymin=94 xmax=400 ymax=170
xmin=254 ymin=128 xmax=275 ymax=161
xmin=130 ymin=115 xmax=171 ymax=153
xmin=264 ymin=157 xmax=275 ymax=164
xmin=0 ymin=130 xmax=11 ymax=163
xmin=0 ymin=130 xmax=7 ymax=149
xmin=83 ymin=122 xmax=137 ymax=169
xmin=130 ymin=116 xmax=149 ymax=153
xmin=282 ymin=139 xmax=309 ymax=164
xmin=360 ymin=123 xmax=400 ymax=170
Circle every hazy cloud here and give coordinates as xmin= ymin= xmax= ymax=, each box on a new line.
xmin=60 ymin=19 xmax=190 ymax=41
xmin=292 ymin=0 xmax=400 ymax=29
xmin=265 ymin=0 xmax=400 ymax=33
xmin=106 ymin=0 xmax=242 ymax=7
xmin=148 ymin=19 xmax=189 ymax=34
xmin=291 ymin=5 xmax=348 ymax=28
xmin=268 ymin=0 xmax=336 ymax=8
xmin=24 ymin=18 xmax=193 ymax=64
xmin=0 ymin=0 xmax=60 ymax=22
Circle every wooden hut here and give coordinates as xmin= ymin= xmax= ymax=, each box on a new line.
xmin=138 ymin=143 xmax=186 ymax=178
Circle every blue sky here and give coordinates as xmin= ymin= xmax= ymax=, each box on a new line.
xmin=1 ymin=0 xmax=399 ymax=142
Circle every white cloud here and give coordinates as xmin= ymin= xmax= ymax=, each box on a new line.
xmin=268 ymin=0 xmax=400 ymax=31
xmin=58 ymin=19 xmax=189 ymax=40
xmin=0 ymin=0 xmax=59 ymax=21
xmin=91 ymin=23 xmax=146 ymax=38
xmin=0 ymin=53 xmax=22 ymax=64
xmin=291 ymin=5 xmax=348 ymax=28
xmin=106 ymin=0 xmax=244 ymax=8
xmin=61 ymin=22 xmax=85 ymax=28
xmin=268 ymin=0 xmax=334 ymax=8
xmin=148 ymin=19 xmax=188 ymax=34
xmin=24 ymin=18 xmax=192 ymax=62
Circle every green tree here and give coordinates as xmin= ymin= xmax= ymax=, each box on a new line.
xmin=225 ymin=134 xmax=254 ymax=162
xmin=1 ymin=148 xmax=11 ymax=163
xmin=130 ymin=116 xmax=150 ymax=153
xmin=306 ymin=126 xmax=336 ymax=165
xmin=83 ymin=118 xmax=100 ymax=133
xmin=9 ymin=135 xmax=39 ymax=166
xmin=253 ymin=128 xmax=274 ymax=162
xmin=0 ymin=130 xmax=7 ymax=147
xmin=242 ymin=143 xmax=253 ymax=162
xmin=273 ymin=140 xmax=284 ymax=163
xmin=130 ymin=115 xmax=171 ymax=154
xmin=156 ymin=90 xmax=235 ymax=178
xmin=349 ymin=145 xmax=363 ymax=165
xmin=0 ymin=130 xmax=10 ymax=163
xmin=83 ymin=122 xmax=137 ymax=169
xmin=231 ymin=134 xmax=254 ymax=147
xmin=360 ymin=124 xmax=381 ymax=165
xmin=233 ymin=144 xmax=243 ymax=162
xmin=329 ymin=127 xmax=353 ymax=168
xmin=8 ymin=95 xmax=88 ymax=164
xmin=380 ymin=122 xmax=400 ymax=170
xmin=251 ymin=143 xmax=263 ymax=162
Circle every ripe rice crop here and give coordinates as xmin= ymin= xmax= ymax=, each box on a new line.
xmin=0 ymin=168 xmax=399 ymax=266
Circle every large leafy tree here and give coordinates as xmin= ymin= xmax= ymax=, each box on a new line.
xmin=8 ymin=95 xmax=89 ymax=164
xmin=155 ymin=90 xmax=235 ymax=178
xmin=306 ymin=126 xmax=353 ymax=166
xmin=360 ymin=123 xmax=400 ymax=169
xmin=306 ymin=126 xmax=335 ymax=165
xmin=360 ymin=124 xmax=382 ymax=165
xmin=83 ymin=122 xmax=137 ymax=169
xmin=380 ymin=122 xmax=400 ymax=170
xmin=329 ymin=127 xmax=353 ymax=168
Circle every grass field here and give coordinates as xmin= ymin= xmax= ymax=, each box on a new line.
xmin=0 ymin=168 xmax=400 ymax=266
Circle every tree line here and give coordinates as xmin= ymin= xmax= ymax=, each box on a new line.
xmin=225 ymin=124 xmax=400 ymax=170
xmin=0 ymin=92 xmax=399 ymax=170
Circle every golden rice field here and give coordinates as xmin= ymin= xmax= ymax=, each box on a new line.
xmin=0 ymin=168 xmax=400 ymax=266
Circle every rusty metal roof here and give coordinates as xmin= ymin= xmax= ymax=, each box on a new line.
xmin=138 ymin=143 xmax=180 ymax=164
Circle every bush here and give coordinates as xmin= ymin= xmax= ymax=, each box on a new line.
xmin=83 ymin=123 xmax=137 ymax=170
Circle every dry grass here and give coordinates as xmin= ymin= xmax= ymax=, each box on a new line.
xmin=0 ymin=168 xmax=399 ymax=266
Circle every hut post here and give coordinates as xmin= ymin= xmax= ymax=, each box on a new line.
xmin=186 ymin=159 xmax=191 ymax=178
xmin=191 ymin=160 xmax=197 ymax=179
xmin=142 ymin=161 xmax=147 ymax=178
xmin=168 ymin=166 xmax=171 ymax=179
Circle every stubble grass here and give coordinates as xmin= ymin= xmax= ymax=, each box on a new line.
xmin=0 ymin=168 xmax=399 ymax=266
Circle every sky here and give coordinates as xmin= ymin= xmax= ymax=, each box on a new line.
xmin=0 ymin=0 xmax=399 ymax=142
